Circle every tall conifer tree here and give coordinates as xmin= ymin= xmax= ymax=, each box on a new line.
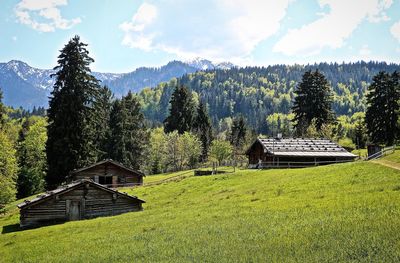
xmin=95 ymin=86 xmax=113 ymax=160
xmin=0 ymin=88 xmax=5 ymax=129
xmin=109 ymin=92 xmax=148 ymax=169
xmin=46 ymin=35 xmax=101 ymax=189
xmin=230 ymin=115 xmax=247 ymax=148
xmin=164 ymin=85 xmax=195 ymax=134
xmin=365 ymin=71 xmax=400 ymax=145
xmin=193 ymin=101 xmax=213 ymax=161
xmin=292 ymin=70 xmax=335 ymax=136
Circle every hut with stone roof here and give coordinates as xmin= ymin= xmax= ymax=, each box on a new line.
xmin=17 ymin=179 xmax=145 ymax=228
xmin=246 ymin=138 xmax=357 ymax=168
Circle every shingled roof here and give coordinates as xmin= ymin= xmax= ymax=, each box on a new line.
xmin=70 ymin=159 xmax=144 ymax=176
xmin=247 ymin=138 xmax=357 ymax=158
xmin=17 ymin=179 xmax=145 ymax=209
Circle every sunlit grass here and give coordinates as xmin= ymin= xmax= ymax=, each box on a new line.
xmin=382 ymin=149 xmax=400 ymax=164
xmin=1 ymin=161 xmax=400 ymax=262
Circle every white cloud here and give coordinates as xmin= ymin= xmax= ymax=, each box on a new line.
xmin=120 ymin=0 xmax=291 ymax=62
xmin=15 ymin=0 xmax=81 ymax=32
xmin=273 ymin=0 xmax=393 ymax=56
xmin=359 ymin=44 xmax=371 ymax=55
xmin=391 ymin=21 xmax=400 ymax=42
xmin=12 ymin=36 xmax=17 ymax=42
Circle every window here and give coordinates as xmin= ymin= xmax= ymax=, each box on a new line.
xmin=98 ymin=176 xmax=112 ymax=185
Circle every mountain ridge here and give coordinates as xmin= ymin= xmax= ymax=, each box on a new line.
xmin=0 ymin=58 xmax=236 ymax=108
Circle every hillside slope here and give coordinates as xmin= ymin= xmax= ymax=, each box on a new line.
xmin=138 ymin=61 xmax=400 ymax=132
xmin=1 ymin=162 xmax=400 ymax=262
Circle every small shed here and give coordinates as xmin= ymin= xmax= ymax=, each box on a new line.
xmin=246 ymin=138 xmax=357 ymax=168
xmin=69 ymin=159 xmax=144 ymax=187
xmin=17 ymin=179 xmax=145 ymax=228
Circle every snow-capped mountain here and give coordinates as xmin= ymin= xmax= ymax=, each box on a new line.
xmin=185 ymin=57 xmax=236 ymax=70
xmin=0 ymin=58 xmax=235 ymax=109
xmin=1 ymin=60 xmax=55 ymax=90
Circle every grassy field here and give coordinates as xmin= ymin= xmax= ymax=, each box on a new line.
xmin=1 ymin=161 xmax=400 ymax=262
xmin=382 ymin=149 xmax=400 ymax=163
xmin=143 ymin=170 xmax=194 ymax=184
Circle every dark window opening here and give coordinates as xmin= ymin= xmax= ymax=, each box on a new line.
xmin=99 ymin=176 xmax=112 ymax=185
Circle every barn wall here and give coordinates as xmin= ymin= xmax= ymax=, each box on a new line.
xmin=83 ymin=185 xmax=142 ymax=218
xmin=73 ymin=163 xmax=143 ymax=186
xmin=20 ymin=184 xmax=143 ymax=228
xmin=20 ymin=197 xmax=67 ymax=228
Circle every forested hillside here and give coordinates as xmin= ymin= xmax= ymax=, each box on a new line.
xmin=138 ymin=61 xmax=400 ymax=133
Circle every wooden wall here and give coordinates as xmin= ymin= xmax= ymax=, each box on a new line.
xmin=248 ymin=141 xmax=272 ymax=164
xmin=20 ymin=184 xmax=143 ymax=228
xmin=73 ymin=163 xmax=143 ymax=186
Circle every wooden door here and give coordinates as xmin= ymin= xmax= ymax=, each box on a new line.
xmin=69 ymin=201 xmax=80 ymax=221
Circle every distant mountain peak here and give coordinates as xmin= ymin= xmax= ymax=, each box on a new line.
xmin=184 ymin=57 xmax=236 ymax=70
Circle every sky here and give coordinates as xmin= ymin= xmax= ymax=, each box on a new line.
xmin=0 ymin=0 xmax=399 ymax=73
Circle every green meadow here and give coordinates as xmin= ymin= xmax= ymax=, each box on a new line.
xmin=1 ymin=161 xmax=400 ymax=262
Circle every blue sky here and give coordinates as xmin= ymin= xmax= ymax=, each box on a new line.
xmin=1 ymin=0 xmax=399 ymax=73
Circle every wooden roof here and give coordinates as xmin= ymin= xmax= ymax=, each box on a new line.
xmin=70 ymin=159 xmax=145 ymax=176
xmin=17 ymin=179 xmax=145 ymax=209
xmin=246 ymin=138 xmax=357 ymax=158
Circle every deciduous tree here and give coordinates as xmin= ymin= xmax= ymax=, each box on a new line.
xmin=0 ymin=131 xmax=17 ymax=208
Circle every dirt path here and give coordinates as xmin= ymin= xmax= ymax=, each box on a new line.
xmin=371 ymin=159 xmax=400 ymax=171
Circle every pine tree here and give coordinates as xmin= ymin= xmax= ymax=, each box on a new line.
xmin=292 ymin=70 xmax=335 ymax=136
xmin=230 ymin=115 xmax=247 ymax=148
xmin=354 ymin=119 xmax=366 ymax=149
xmin=95 ymin=86 xmax=113 ymax=160
xmin=164 ymin=85 xmax=195 ymax=134
xmin=46 ymin=35 xmax=101 ymax=189
xmin=192 ymin=101 xmax=213 ymax=161
xmin=0 ymin=88 xmax=5 ymax=129
xmin=365 ymin=71 xmax=400 ymax=145
xmin=109 ymin=92 xmax=148 ymax=170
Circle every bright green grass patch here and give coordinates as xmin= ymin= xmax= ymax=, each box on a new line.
xmin=1 ymin=162 xmax=400 ymax=262
xmin=144 ymin=170 xmax=194 ymax=183
xmin=382 ymin=150 xmax=400 ymax=164
xmin=352 ymin=148 xmax=368 ymax=158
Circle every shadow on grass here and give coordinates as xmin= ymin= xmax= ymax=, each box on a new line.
xmin=2 ymin=220 xmax=68 ymax=234
xmin=2 ymin=223 xmax=22 ymax=234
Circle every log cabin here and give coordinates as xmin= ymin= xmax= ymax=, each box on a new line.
xmin=17 ymin=179 xmax=145 ymax=228
xmin=246 ymin=138 xmax=357 ymax=168
xmin=69 ymin=159 xmax=144 ymax=188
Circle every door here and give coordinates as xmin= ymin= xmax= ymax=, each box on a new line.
xmin=69 ymin=201 xmax=80 ymax=221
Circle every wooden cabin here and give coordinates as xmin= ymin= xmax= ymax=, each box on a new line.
xmin=246 ymin=138 xmax=357 ymax=168
xmin=17 ymin=179 xmax=145 ymax=228
xmin=69 ymin=159 xmax=144 ymax=188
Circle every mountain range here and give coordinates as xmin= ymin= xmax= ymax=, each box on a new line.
xmin=0 ymin=58 xmax=235 ymax=109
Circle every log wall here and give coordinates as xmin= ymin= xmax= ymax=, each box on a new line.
xmin=73 ymin=163 xmax=143 ymax=186
xmin=20 ymin=184 xmax=143 ymax=228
